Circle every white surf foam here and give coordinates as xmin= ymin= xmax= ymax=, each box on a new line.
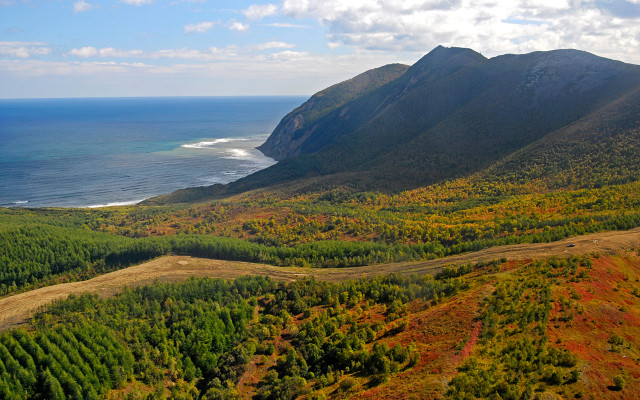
xmin=85 ymin=199 xmax=146 ymax=208
xmin=221 ymin=149 xmax=252 ymax=160
xmin=11 ymin=200 xmax=29 ymax=204
xmin=197 ymin=176 xmax=225 ymax=184
xmin=181 ymin=138 xmax=249 ymax=149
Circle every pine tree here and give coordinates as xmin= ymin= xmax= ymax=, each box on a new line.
xmin=42 ymin=369 xmax=66 ymax=400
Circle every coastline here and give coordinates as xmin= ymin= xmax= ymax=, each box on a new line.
xmin=0 ymin=97 xmax=296 ymax=209
xmin=1 ymin=135 xmax=278 ymax=209
xmin=85 ymin=199 xmax=147 ymax=208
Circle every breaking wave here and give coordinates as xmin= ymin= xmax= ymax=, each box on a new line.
xmin=181 ymin=138 xmax=249 ymax=149
xmin=85 ymin=199 xmax=146 ymax=208
xmin=221 ymin=149 xmax=252 ymax=160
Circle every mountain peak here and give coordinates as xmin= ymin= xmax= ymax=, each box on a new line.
xmin=409 ymin=45 xmax=487 ymax=76
xmin=227 ymin=47 xmax=640 ymax=196
xmin=427 ymin=44 xmax=478 ymax=57
xmin=418 ymin=45 xmax=486 ymax=64
xmin=147 ymin=47 xmax=640 ymax=204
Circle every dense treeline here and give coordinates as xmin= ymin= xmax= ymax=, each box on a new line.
xmin=238 ymin=181 xmax=640 ymax=247
xmin=0 ymin=273 xmax=468 ymax=399
xmin=0 ymin=322 xmax=133 ymax=400
xmin=3 ymin=179 xmax=640 ymax=296
xmin=0 ymin=222 xmax=461 ymax=296
xmin=0 ymin=225 xmax=131 ymax=295
xmin=80 ymin=179 xmax=640 ymax=253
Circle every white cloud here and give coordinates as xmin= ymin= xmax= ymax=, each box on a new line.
xmin=184 ymin=21 xmax=216 ymax=34
xmin=73 ymin=0 xmax=95 ymax=13
xmin=0 ymin=41 xmax=48 ymax=47
xmin=68 ymin=46 xmax=98 ymax=58
xmin=279 ymin=0 xmax=640 ymax=64
xmin=99 ymin=47 xmax=145 ymax=57
xmin=0 ymin=41 xmax=51 ymax=58
xmin=68 ymin=47 xmax=147 ymax=58
xmin=65 ymin=43 xmax=296 ymax=61
xmin=267 ymin=50 xmax=310 ymax=61
xmin=0 ymin=50 xmax=418 ymax=99
xmin=120 ymin=0 xmax=152 ymax=5
xmin=243 ymin=3 xmax=277 ymax=20
xmin=249 ymin=41 xmax=296 ymax=51
xmin=152 ymin=47 xmax=239 ymax=60
xmin=229 ymin=20 xmax=250 ymax=32
xmin=0 ymin=59 xmax=152 ymax=77
xmin=264 ymin=22 xmax=311 ymax=28
xmin=1 ymin=50 xmax=403 ymax=85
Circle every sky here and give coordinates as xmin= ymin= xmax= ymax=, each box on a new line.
xmin=1 ymin=0 xmax=640 ymax=98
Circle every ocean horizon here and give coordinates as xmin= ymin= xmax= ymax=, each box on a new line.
xmin=0 ymin=96 xmax=306 ymax=208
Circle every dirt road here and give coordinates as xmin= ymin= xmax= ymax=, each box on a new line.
xmin=1 ymin=227 xmax=638 ymax=330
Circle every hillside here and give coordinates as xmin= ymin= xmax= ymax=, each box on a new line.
xmin=259 ymin=46 xmax=640 ymax=189
xmin=257 ymin=63 xmax=409 ymax=160
xmin=144 ymin=45 xmax=640 ymax=206
xmin=482 ymin=84 xmax=640 ymax=189
xmin=253 ymin=46 xmax=640 ymax=190
xmin=1 ymin=244 xmax=638 ymax=399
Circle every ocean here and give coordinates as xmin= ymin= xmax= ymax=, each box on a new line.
xmin=0 ymin=96 xmax=305 ymax=208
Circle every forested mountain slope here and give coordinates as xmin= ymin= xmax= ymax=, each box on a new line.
xmin=252 ymin=45 xmax=640 ymax=190
xmin=481 ymin=83 xmax=640 ymax=189
xmin=145 ymin=45 xmax=640 ymax=205
xmin=257 ymin=63 xmax=409 ymax=160
xmin=2 ymin=250 xmax=639 ymax=399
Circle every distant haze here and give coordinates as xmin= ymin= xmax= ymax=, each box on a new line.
xmin=2 ymin=0 xmax=640 ymax=98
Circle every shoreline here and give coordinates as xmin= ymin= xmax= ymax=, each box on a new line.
xmin=2 ymin=136 xmax=277 ymax=209
xmin=85 ymin=198 xmax=147 ymax=208
xmin=1 ymin=97 xmax=295 ymax=210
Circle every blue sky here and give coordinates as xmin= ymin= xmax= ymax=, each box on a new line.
xmin=2 ymin=0 xmax=640 ymax=98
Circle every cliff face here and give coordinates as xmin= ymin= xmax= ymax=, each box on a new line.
xmin=257 ymin=63 xmax=409 ymax=160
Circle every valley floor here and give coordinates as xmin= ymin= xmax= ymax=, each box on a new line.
xmin=2 ymin=227 xmax=639 ymax=332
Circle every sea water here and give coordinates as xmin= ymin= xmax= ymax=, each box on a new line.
xmin=0 ymin=96 xmax=304 ymax=208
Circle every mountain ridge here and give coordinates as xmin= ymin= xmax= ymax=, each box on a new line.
xmin=257 ymin=63 xmax=409 ymax=160
xmin=144 ymin=45 xmax=640 ymax=205
xmin=255 ymin=45 xmax=640 ymax=188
